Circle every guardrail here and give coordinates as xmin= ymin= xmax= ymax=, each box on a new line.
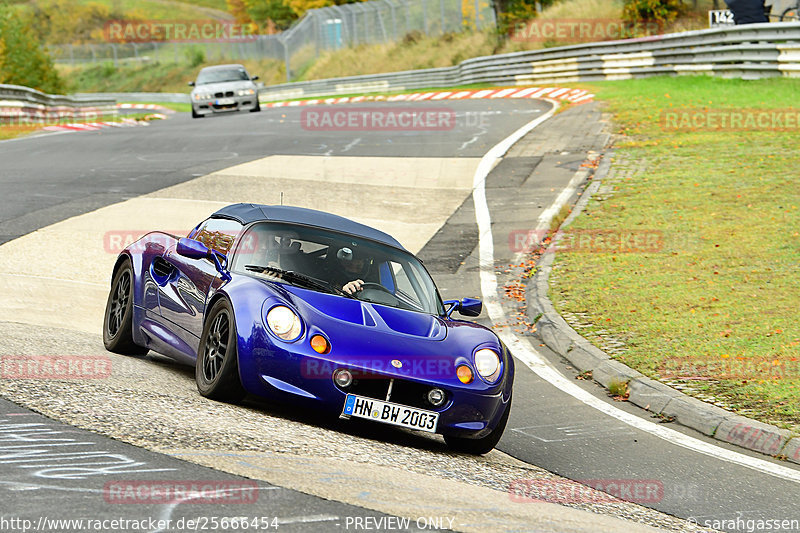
xmin=0 ymin=84 xmax=117 ymax=124
xmin=259 ymin=22 xmax=800 ymax=101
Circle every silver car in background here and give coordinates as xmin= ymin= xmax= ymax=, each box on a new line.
xmin=189 ymin=64 xmax=261 ymax=118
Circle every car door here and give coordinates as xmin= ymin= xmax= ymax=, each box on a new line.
xmin=156 ymin=218 xmax=243 ymax=353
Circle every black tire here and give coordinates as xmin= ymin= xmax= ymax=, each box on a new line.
xmin=192 ymin=108 xmax=202 ymax=118
xmin=196 ymin=299 xmax=247 ymax=403
xmin=444 ymin=395 xmax=511 ymax=455
xmin=781 ymin=6 xmax=798 ymax=21
xmin=250 ymin=101 xmax=261 ymax=113
xmin=103 ymin=259 xmax=149 ymax=355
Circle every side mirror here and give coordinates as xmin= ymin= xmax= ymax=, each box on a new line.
xmin=188 ymin=81 xmax=195 ymax=87
xmin=443 ymin=298 xmax=483 ymax=318
xmin=177 ymin=237 xmax=208 ymax=259
xmin=251 ymin=75 xmax=259 ymax=81
xmin=176 ymin=238 xmax=232 ymax=282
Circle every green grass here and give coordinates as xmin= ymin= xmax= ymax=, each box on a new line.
xmin=128 ymin=101 xmax=191 ymax=112
xmin=60 ymin=57 xmax=286 ymax=93
xmin=549 ymin=76 xmax=800 ymax=434
xmin=15 ymin=0 xmax=231 ymax=20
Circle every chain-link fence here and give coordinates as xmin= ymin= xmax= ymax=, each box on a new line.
xmin=46 ymin=0 xmax=496 ymax=81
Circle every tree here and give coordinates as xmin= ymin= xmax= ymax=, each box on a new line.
xmin=0 ymin=5 xmax=64 ymax=93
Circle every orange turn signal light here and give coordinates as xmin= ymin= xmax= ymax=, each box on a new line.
xmin=310 ymin=334 xmax=331 ymax=354
xmin=456 ymin=364 xmax=473 ymax=384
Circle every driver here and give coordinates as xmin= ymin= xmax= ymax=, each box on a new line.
xmin=333 ymin=245 xmax=374 ymax=295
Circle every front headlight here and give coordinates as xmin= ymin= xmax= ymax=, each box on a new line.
xmin=474 ymin=349 xmax=501 ymax=383
xmin=266 ymin=305 xmax=302 ymax=341
xmin=193 ymin=92 xmax=212 ymax=101
xmin=237 ymin=89 xmax=255 ymax=96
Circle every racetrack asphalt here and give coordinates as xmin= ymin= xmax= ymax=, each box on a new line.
xmin=0 ymin=99 xmax=797 ymax=532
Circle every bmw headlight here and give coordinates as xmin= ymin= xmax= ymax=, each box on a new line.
xmin=193 ymin=92 xmax=212 ymax=101
xmin=474 ymin=349 xmax=501 ymax=383
xmin=266 ymin=305 xmax=302 ymax=341
xmin=237 ymin=89 xmax=255 ymax=96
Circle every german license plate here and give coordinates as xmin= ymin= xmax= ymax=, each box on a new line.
xmin=342 ymin=394 xmax=438 ymax=433
xmin=216 ymin=98 xmax=235 ymax=105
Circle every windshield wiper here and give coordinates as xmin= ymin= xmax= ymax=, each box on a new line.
xmin=245 ymin=265 xmax=347 ymax=296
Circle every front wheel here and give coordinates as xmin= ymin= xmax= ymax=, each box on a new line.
xmin=250 ymin=101 xmax=261 ymax=113
xmin=444 ymin=395 xmax=511 ymax=455
xmin=781 ymin=6 xmax=798 ymax=21
xmin=103 ymin=259 xmax=148 ymax=355
xmin=196 ymin=299 xmax=246 ymax=403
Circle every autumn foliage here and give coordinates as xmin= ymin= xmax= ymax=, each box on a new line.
xmin=0 ymin=4 xmax=64 ymax=93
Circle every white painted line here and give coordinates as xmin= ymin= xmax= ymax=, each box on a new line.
xmin=448 ymin=91 xmax=472 ymax=99
xmin=431 ymin=92 xmax=452 ymax=100
xmin=471 ymin=104 xmax=800 ymax=484
xmin=0 ymin=273 xmax=106 ymax=287
xmin=548 ymin=88 xmax=570 ymax=98
xmin=277 ymin=515 xmax=340 ymax=525
xmin=416 ymin=92 xmax=436 ymax=100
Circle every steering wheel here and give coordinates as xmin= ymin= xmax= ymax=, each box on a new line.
xmin=358 ymin=282 xmax=394 ymax=295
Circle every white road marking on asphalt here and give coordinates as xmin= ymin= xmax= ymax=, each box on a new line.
xmin=471 ymin=102 xmax=800 ymax=484
xmin=277 ymin=515 xmax=340 ymax=525
xmin=0 ymin=273 xmax=106 ymax=287
xmin=342 ymin=137 xmax=362 ymax=153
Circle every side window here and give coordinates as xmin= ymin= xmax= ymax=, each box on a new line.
xmin=193 ymin=218 xmax=242 ymax=255
xmin=390 ymin=261 xmax=422 ymax=308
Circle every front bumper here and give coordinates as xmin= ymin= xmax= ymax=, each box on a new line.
xmin=192 ymin=95 xmax=259 ymax=115
xmin=237 ymin=340 xmax=513 ymax=439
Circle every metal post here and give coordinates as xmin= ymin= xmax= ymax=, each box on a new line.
xmin=439 ymin=0 xmax=445 ymax=33
xmin=376 ymin=5 xmax=388 ymax=42
xmin=459 ymin=0 xmax=463 ymax=29
xmin=423 ymin=0 xmax=428 ymax=34
xmin=282 ymin=38 xmax=291 ymax=82
xmin=112 ymin=44 xmax=118 ymax=67
xmin=313 ymin=12 xmax=320 ymax=55
xmin=384 ymin=0 xmax=398 ymax=40
xmin=474 ymin=0 xmax=479 ymax=30
xmin=69 ymin=44 xmax=74 ymax=65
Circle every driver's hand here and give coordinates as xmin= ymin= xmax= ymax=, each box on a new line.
xmin=343 ymin=279 xmax=364 ymax=295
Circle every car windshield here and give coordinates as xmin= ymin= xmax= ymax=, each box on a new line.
xmin=196 ymin=67 xmax=250 ymax=85
xmin=231 ymin=222 xmax=444 ymax=315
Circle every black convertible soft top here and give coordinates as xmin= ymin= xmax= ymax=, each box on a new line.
xmin=210 ymin=203 xmax=407 ymax=251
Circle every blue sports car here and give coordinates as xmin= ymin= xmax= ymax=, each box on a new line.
xmin=103 ymin=204 xmax=514 ymax=454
